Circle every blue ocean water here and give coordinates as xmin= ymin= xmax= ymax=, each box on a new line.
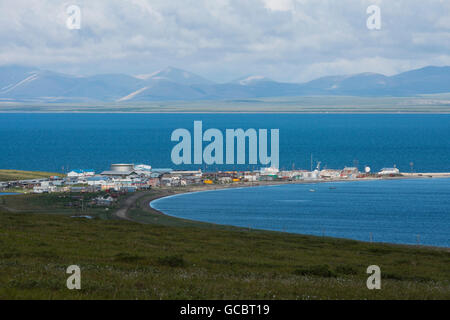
xmin=0 ymin=113 xmax=449 ymax=173
xmin=151 ymin=179 xmax=450 ymax=247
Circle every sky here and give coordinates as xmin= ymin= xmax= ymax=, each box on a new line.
xmin=0 ymin=0 xmax=449 ymax=83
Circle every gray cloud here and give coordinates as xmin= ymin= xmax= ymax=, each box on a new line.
xmin=0 ymin=0 xmax=449 ymax=82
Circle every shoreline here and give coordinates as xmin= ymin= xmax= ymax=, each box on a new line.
xmin=123 ymin=177 xmax=450 ymax=250
xmin=2 ymin=188 xmax=449 ymax=299
xmin=136 ymin=174 xmax=450 ymax=218
xmin=1 ymin=111 xmax=450 ymax=114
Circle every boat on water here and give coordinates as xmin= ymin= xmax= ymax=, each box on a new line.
xmin=309 ymin=189 xmax=316 ymax=192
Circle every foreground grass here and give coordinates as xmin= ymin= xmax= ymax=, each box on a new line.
xmin=0 ymin=191 xmax=449 ymax=299
xmin=0 ymin=192 xmax=116 ymax=217
xmin=0 ymin=170 xmax=63 ymax=182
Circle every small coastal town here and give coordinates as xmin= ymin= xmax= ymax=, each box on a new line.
xmin=0 ymin=163 xmax=405 ymax=197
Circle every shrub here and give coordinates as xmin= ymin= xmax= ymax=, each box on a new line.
xmin=335 ymin=265 xmax=358 ymax=275
xmin=157 ymin=255 xmax=186 ymax=268
xmin=293 ymin=264 xmax=336 ymax=278
xmin=114 ymin=252 xmax=145 ymax=263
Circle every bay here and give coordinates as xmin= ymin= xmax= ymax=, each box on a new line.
xmin=151 ymin=178 xmax=450 ymax=247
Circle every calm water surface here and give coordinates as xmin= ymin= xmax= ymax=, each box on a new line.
xmin=0 ymin=113 xmax=449 ymax=173
xmin=151 ymin=179 xmax=450 ymax=247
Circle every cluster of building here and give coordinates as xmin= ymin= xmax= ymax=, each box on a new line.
xmin=0 ymin=163 xmax=401 ymax=194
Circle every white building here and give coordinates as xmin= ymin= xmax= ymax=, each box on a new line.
xmin=171 ymin=170 xmax=203 ymax=177
xmin=320 ymin=169 xmax=341 ymax=179
xmin=134 ymin=164 xmax=152 ymax=176
xmin=378 ymin=168 xmax=400 ymax=175
xmin=260 ymin=167 xmax=279 ymax=175
xmin=33 ymin=181 xmax=57 ymax=193
xmin=243 ymin=173 xmax=259 ymax=182
xmin=161 ymin=176 xmax=181 ymax=187
xmin=134 ymin=164 xmax=152 ymax=171
xmin=86 ymin=176 xmax=110 ymax=186
xmin=218 ymin=176 xmax=233 ymax=184
xmin=67 ymin=169 xmax=95 ymax=178
xmin=293 ymin=170 xmax=319 ymax=180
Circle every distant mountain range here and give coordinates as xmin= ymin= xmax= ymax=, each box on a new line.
xmin=1 ymin=65 xmax=449 ymax=103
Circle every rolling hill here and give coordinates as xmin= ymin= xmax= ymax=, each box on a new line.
xmin=1 ymin=65 xmax=449 ymax=103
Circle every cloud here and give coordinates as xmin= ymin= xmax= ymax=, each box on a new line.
xmin=262 ymin=0 xmax=295 ymax=12
xmin=0 ymin=0 xmax=448 ymax=82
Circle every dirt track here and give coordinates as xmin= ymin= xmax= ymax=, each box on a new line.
xmin=113 ymin=189 xmax=177 ymax=221
xmin=113 ymin=191 xmax=149 ymax=221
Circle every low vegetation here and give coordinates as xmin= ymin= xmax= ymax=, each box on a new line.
xmin=2 ymin=95 xmax=450 ymax=113
xmin=0 ymin=192 xmax=118 ymax=219
xmin=0 ymin=170 xmax=62 ymax=182
xmin=0 ymin=190 xmax=449 ymax=299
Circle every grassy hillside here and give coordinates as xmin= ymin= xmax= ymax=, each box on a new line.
xmin=0 ymin=169 xmax=63 ymax=182
xmin=0 ymin=192 xmax=115 ymax=218
xmin=0 ymin=191 xmax=449 ymax=300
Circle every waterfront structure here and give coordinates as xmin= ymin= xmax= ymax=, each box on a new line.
xmin=67 ymin=169 xmax=95 ymax=178
xmin=3 ymin=161 xmax=408 ymax=195
xmin=172 ymin=170 xmax=202 ymax=177
xmin=161 ymin=175 xmax=181 ymax=187
xmin=278 ymin=171 xmax=294 ymax=179
xmin=101 ymin=164 xmax=136 ymax=177
xmin=184 ymin=176 xmax=202 ymax=185
xmin=151 ymin=168 xmax=174 ymax=175
xmin=260 ymin=167 xmax=279 ymax=175
xmin=341 ymin=167 xmax=359 ymax=178
xmin=299 ymin=170 xmax=319 ymax=180
xmin=243 ymin=173 xmax=259 ymax=182
xmin=134 ymin=164 xmax=152 ymax=171
xmin=378 ymin=168 xmax=400 ymax=175
xmin=320 ymin=169 xmax=341 ymax=179
xmin=218 ymin=177 xmax=233 ymax=184
xmin=134 ymin=164 xmax=153 ymax=176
